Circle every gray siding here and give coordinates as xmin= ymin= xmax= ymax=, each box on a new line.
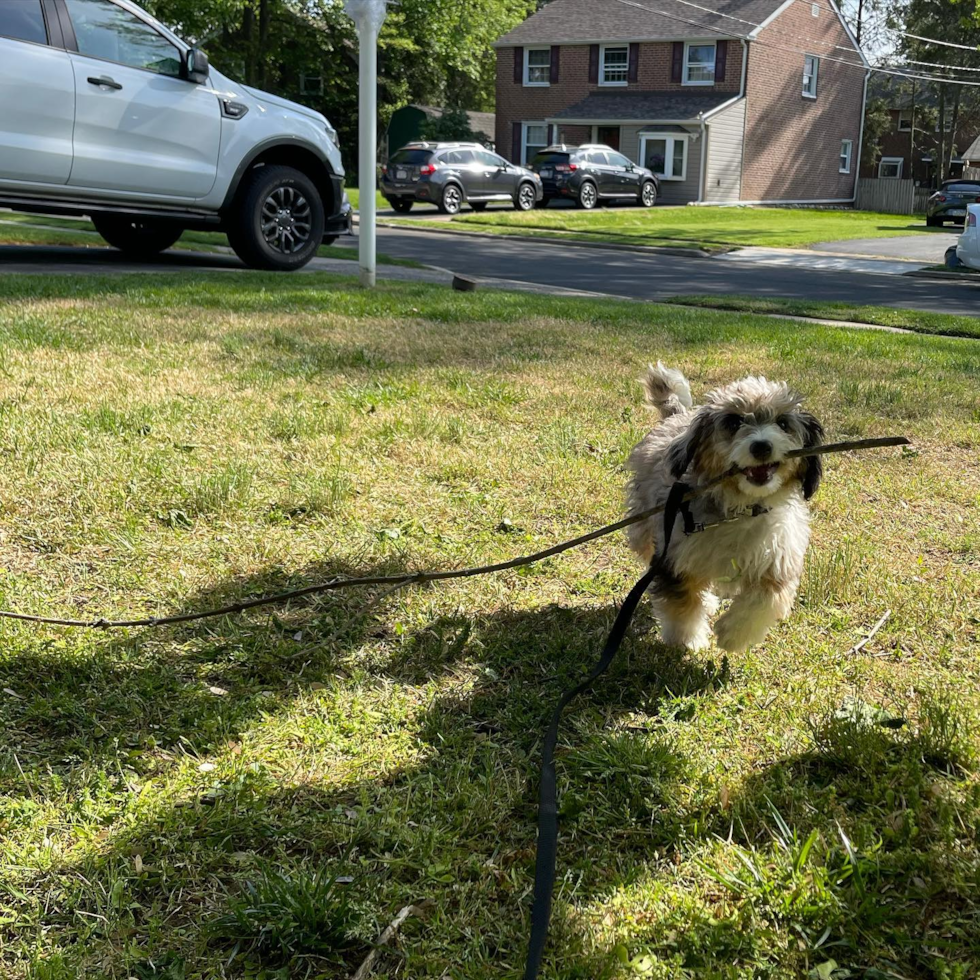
xmin=703 ymin=99 xmax=745 ymax=203
xmin=621 ymin=124 xmax=701 ymax=204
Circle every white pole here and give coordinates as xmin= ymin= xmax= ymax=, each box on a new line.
xmin=357 ymin=25 xmax=378 ymax=287
xmin=344 ymin=0 xmax=387 ymax=289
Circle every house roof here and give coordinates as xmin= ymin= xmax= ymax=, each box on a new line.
xmin=495 ymin=0 xmax=788 ymax=45
xmin=547 ymin=90 xmax=738 ymax=122
xmin=412 ymin=105 xmax=496 ymax=141
xmin=962 ymin=134 xmax=980 ymax=162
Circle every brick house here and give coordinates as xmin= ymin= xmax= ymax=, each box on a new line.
xmin=493 ymin=0 xmax=868 ymax=204
xmin=860 ymin=77 xmax=978 ymax=186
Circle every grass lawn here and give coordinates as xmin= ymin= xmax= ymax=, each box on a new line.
xmin=0 ymin=212 xmax=420 ymax=267
xmin=345 ymin=187 xmax=387 ymax=213
xmin=0 ymin=274 xmax=978 ymax=979
xmin=667 ymin=294 xmax=980 ymax=340
xmin=446 ymin=206 xmax=934 ymax=250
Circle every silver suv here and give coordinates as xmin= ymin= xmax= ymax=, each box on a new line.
xmin=0 ymin=0 xmax=351 ymax=270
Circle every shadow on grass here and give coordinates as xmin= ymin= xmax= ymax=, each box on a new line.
xmin=3 ymin=560 xmax=977 ymax=979
xmin=0 ymin=556 xmax=730 ymax=979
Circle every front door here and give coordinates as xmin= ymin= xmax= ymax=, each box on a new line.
xmin=64 ymin=0 xmax=221 ymax=200
xmin=0 ymin=3 xmax=75 ymax=185
xmin=596 ymin=126 xmax=621 ymax=151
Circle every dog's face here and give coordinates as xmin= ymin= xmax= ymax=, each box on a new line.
xmin=668 ymin=376 xmax=823 ymax=501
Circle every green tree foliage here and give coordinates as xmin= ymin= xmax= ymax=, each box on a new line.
xmin=142 ymin=0 xmax=534 ymax=175
xmin=860 ymin=96 xmax=892 ymax=170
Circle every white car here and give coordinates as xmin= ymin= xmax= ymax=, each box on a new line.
xmin=0 ymin=0 xmax=351 ymax=270
xmin=954 ymin=204 xmax=980 ymax=272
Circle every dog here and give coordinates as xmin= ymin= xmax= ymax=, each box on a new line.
xmin=626 ymin=363 xmax=823 ymax=653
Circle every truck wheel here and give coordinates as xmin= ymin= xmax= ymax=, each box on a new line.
xmin=227 ymin=164 xmax=325 ymax=271
xmin=390 ymin=199 xmax=414 ymax=213
xmin=92 ymin=216 xmax=183 ymax=257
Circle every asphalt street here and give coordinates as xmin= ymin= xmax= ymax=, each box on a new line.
xmin=0 ymin=230 xmax=976 ymax=317
xmin=374 ymin=227 xmax=980 ymax=317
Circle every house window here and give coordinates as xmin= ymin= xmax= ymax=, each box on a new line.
xmin=897 ymin=111 xmax=912 ymax=132
xmin=640 ymin=133 xmax=688 ymax=181
xmin=525 ymin=47 xmax=551 ymax=86
xmin=683 ymin=42 xmax=716 ymax=85
xmin=522 ymin=122 xmax=549 ymax=165
xmin=878 ymin=156 xmax=904 ymax=179
xmin=802 ymin=55 xmax=819 ymax=98
xmin=600 ymin=45 xmax=629 ymax=85
xmin=300 ymin=73 xmax=323 ymax=95
xmin=839 ymin=139 xmax=853 ymax=174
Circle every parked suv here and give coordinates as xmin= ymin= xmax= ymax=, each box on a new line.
xmin=381 ymin=142 xmax=543 ymax=215
xmin=925 ymin=180 xmax=980 ymax=227
xmin=530 ymin=144 xmax=659 ymax=210
xmin=0 ymin=0 xmax=351 ymax=270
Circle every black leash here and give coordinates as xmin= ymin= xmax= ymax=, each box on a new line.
xmin=522 ymin=481 xmax=691 ymax=980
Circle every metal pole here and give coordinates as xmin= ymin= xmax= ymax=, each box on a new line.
xmin=358 ymin=24 xmax=378 ymax=288
xmin=344 ymin=0 xmax=387 ymax=288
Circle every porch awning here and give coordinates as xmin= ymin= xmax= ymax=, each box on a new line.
xmin=547 ymin=90 xmax=736 ymax=125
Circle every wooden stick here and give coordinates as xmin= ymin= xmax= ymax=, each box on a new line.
xmin=848 ymin=609 xmax=892 ymax=655
xmin=0 ymin=436 xmax=910 ymax=631
xmin=351 ymin=904 xmax=417 ymax=980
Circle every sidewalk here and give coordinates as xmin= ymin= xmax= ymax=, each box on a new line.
xmin=713 ymin=246 xmax=931 ymax=276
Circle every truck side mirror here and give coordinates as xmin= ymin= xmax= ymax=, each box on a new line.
xmin=185 ymin=48 xmax=210 ymax=84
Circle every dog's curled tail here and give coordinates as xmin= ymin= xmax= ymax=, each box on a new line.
xmin=641 ymin=362 xmax=693 ymax=418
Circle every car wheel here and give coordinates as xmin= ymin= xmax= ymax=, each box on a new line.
xmin=91 ymin=216 xmax=183 ymax=257
xmin=577 ymin=181 xmax=598 ymax=210
xmin=515 ymin=182 xmax=537 ymax=212
xmin=391 ymin=199 xmax=414 ymax=214
xmin=226 ymin=164 xmax=325 ymax=271
xmin=945 ymin=245 xmax=963 ymax=269
xmin=926 ymin=215 xmax=940 ymax=227
xmin=470 ymin=202 xmax=489 ymax=212
xmin=439 ymin=184 xmax=463 ymax=215
xmin=639 ymin=181 xmax=658 ymax=208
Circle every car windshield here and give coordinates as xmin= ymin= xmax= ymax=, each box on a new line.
xmin=942 ymin=183 xmax=980 ymax=194
xmin=390 ymin=149 xmax=433 ymax=165
xmin=531 ymin=153 xmax=570 ymax=168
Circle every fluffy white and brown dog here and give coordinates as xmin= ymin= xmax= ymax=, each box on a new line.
xmin=626 ymin=363 xmax=823 ymax=653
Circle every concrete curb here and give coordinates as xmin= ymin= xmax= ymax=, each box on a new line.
xmin=903 ymin=268 xmax=980 ymax=282
xmin=375 ymin=220 xmax=726 ymax=258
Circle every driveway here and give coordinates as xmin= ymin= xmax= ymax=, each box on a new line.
xmin=810 ymin=229 xmax=958 ymax=263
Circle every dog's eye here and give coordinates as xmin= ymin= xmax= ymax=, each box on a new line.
xmin=722 ymin=414 xmax=743 ymax=433
xmin=776 ymin=416 xmax=791 ymax=432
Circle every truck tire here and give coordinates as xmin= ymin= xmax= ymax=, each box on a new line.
xmin=227 ymin=164 xmax=325 ymax=271
xmin=92 ymin=216 xmax=183 ymax=257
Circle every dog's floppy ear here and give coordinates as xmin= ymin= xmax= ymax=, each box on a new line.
xmin=666 ymin=410 xmax=711 ymax=479
xmin=799 ymin=412 xmax=824 ymax=499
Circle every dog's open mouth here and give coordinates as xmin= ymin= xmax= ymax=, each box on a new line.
xmin=744 ymin=463 xmax=779 ymax=485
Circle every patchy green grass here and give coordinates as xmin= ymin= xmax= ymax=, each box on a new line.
xmin=448 ymin=206 xmax=935 ymax=250
xmin=0 ymin=273 xmax=977 ymax=980
xmin=666 ymin=294 xmax=980 ymax=340
xmin=345 ymin=187 xmax=387 ymax=213
xmin=0 ymin=213 xmax=420 ymax=267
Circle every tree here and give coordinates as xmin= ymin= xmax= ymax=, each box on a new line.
xmin=418 ymin=108 xmax=490 ymax=145
xmin=861 ymin=95 xmax=892 ymax=170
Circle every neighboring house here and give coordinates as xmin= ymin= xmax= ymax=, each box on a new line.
xmin=861 ymin=77 xmax=977 ymax=186
xmin=383 ymin=106 xmax=496 ymax=160
xmin=493 ymin=0 xmax=868 ymax=205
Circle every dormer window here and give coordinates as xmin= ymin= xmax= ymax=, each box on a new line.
xmin=683 ymin=42 xmax=716 ymax=84
xmin=600 ymin=45 xmax=629 ymax=85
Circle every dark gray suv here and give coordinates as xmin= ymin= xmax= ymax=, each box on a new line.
xmin=380 ymin=142 xmax=543 ymax=215
xmin=530 ymin=144 xmax=659 ymax=210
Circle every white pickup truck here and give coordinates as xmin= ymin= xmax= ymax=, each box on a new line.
xmin=0 ymin=0 xmax=351 ymax=270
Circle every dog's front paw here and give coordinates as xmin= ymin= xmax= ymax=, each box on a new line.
xmin=660 ymin=618 xmax=711 ymax=652
xmin=713 ymin=609 xmax=770 ymax=652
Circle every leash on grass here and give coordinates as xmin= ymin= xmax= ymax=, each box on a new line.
xmin=0 ymin=437 xmax=907 ymax=631
xmin=520 ymin=434 xmax=910 ymax=980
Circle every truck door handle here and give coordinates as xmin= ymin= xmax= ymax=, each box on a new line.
xmin=88 ymin=75 xmax=123 ymax=90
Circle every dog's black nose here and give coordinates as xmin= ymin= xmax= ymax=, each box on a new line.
xmin=750 ymin=440 xmax=772 ymax=460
